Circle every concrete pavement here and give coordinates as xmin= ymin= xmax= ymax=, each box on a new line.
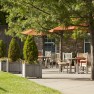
xmin=29 ymin=68 xmax=94 ymax=94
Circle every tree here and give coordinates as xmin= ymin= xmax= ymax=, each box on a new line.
xmin=0 ymin=0 xmax=54 ymax=39
xmin=1 ymin=0 xmax=94 ymax=80
xmin=8 ymin=38 xmax=20 ymax=62
xmin=23 ymin=35 xmax=38 ymax=64
xmin=0 ymin=40 xmax=6 ymax=58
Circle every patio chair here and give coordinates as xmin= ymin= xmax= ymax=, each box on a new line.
xmin=57 ymin=59 xmax=69 ymax=72
xmin=77 ymin=53 xmax=88 ymax=73
xmin=55 ymin=53 xmax=68 ymax=72
xmin=62 ymin=52 xmax=73 ymax=73
xmin=50 ymin=53 xmax=56 ymax=68
xmin=55 ymin=53 xmax=60 ymax=68
xmin=55 ymin=53 xmax=60 ymax=61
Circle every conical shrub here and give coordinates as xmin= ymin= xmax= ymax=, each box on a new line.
xmin=8 ymin=38 xmax=21 ymax=62
xmin=0 ymin=40 xmax=6 ymax=58
xmin=23 ymin=36 xmax=38 ymax=64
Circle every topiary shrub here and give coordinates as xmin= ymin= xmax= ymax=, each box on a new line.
xmin=23 ymin=36 xmax=38 ymax=64
xmin=0 ymin=40 xmax=6 ymax=58
xmin=8 ymin=38 xmax=21 ymax=62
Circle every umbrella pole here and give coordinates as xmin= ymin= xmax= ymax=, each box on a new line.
xmin=42 ymin=36 xmax=45 ymax=61
xmin=59 ymin=33 xmax=63 ymax=72
xmin=60 ymin=33 xmax=63 ymax=61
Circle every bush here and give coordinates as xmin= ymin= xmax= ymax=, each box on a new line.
xmin=8 ymin=38 xmax=21 ymax=62
xmin=0 ymin=40 xmax=6 ymax=58
xmin=23 ymin=36 xmax=38 ymax=64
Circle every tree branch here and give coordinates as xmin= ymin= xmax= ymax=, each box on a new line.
xmin=70 ymin=23 xmax=89 ymax=27
xmin=65 ymin=3 xmax=87 ymax=18
xmin=27 ymin=2 xmax=50 ymax=15
xmin=37 ymin=21 xmax=50 ymax=31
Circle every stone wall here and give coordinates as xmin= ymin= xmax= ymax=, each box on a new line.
xmin=62 ymin=38 xmax=84 ymax=53
xmin=34 ymin=36 xmax=43 ymax=51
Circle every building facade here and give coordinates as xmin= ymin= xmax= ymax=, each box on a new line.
xmin=0 ymin=25 xmax=90 ymax=58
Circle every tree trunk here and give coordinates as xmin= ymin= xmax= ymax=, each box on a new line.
xmin=75 ymin=38 xmax=78 ymax=57
xmin=42 ymin=36 xmax=45 ymax=62
xmin=90 ymin=32 xmax=94 ymax=80
xmin=89 ymin=13 xmax=94 ymax=80
xmin=87 ymin=0 xmax=94 ymax=80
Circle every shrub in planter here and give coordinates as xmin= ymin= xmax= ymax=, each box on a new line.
xmin=23 ymin=35 xmax=38 ymax=63
xmin=23 ymin=36 xmax=42 ymax=78
xmin=0 ymin=40 xmax=6 ymax=58
xmin=0 ymin=40 xmax=7 ymax=71
xmin=8 ymin=38 xmax=21 ymax=62
xmin=8 ymin=38 xmax=21 ymax=73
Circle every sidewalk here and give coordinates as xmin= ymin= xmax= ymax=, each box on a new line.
xmin=29 ymin=68 xmax=94 ymax=94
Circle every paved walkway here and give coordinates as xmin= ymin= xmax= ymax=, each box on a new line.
xmin=29 ymin=68 xmax=94 ymax=94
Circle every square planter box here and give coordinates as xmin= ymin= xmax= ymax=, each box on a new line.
xmin=8 ymin=61 xmax=22 ymax=73
xmin=0 ymin=58 xmax=8 ymax=72
xmin=22 ymin=63 xmax=42 ymax=78
xmin=0 ymin=58 xmax=22 ymax=73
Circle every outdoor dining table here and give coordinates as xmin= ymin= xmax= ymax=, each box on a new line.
xmin=38 ymin=56 xmax=51 ymax=61
xmin=68 ymin=57 xmax=86 ymax=73
xmin=57 ymin=57 xmax=86 ymax=73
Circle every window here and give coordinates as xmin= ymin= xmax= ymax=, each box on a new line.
xmin=44 ymin=36 xmax=55 ymax=52
xmin=84 ymin=43 xmax=90 ymax=53
xmin=84 ymin=38 xmax=90 ymax=53
xmin=44 ymin=43 xmax=55 ymax=52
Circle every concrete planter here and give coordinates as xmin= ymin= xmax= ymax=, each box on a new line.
xmin=22 ymin=63 xmax=42 ymax=78
xmin=0 ymin=58 xmax=8 ymax=72
xmin=8 ymin=61 xmax=22 ymax=73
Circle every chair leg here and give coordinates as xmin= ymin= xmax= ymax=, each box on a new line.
xmin=59 ymin=65 xmax=62 ymax=72
xmin=86 ymin=66 xmax=88 ymax=74
xmin=66 ymin=65 xmax=68 ymax=73
xmin=82 ymin=66 xmax=85 ymax=73
xmin=70 ymin=64 xmax=72 ymax=73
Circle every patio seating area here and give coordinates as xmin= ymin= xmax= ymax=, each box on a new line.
xmin=39 ymin=52 xmax=91 ymax=74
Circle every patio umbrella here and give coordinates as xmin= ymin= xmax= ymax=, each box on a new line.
xmin=49 ymin=26 xmax=76 ymax=61
xmin=21 ymin=29 xmax=46 ymax=36
xmin=49 ymin=26 xmax=76 ymax=32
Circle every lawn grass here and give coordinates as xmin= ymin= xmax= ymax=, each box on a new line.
xmin=0 ymin=72 xmax=62 ymax=94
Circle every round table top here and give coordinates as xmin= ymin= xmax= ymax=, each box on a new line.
xmin=38 ymin=56 xmax=51 ymax=58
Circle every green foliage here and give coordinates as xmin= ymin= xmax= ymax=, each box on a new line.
xmin=0 ymin=0 xmax=90 ymax=40
xmin=0 ymin=0 xmax=92 ymax=42
xmin=0 ymin=0 xmax=59 ymax=39
xmin=23 ymin=36 xmax=38 ymax=64
xmin=0 ymin=40 xmax=6 ymax=58
xmin=71 ymin=30 xmax=87 ymax=40
xmin=8 ymin=38 xmax=21 ymax=62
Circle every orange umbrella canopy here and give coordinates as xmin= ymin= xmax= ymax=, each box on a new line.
xmin=21 ymin=29 xmax=46 ymax=36
xmin=49 ymin=26 xmax=76 ymax=33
